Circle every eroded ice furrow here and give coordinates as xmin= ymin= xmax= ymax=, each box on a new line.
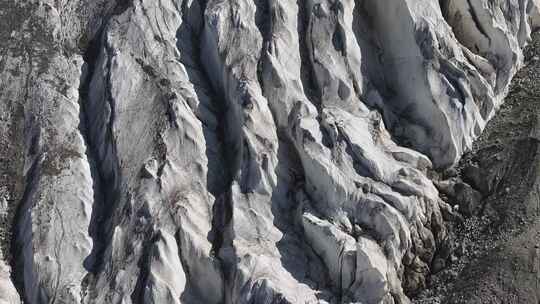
xmin=12 ymin=55 xmax=97 ymax=303
xmin=0 ymin=3 xmax=28 ymax=301
xmin=0 ymin=1 xmax=124 ymax=302
xmin=80 ymin=29 xmax=120 ymax=283
xmin=8 ymin=8 xmax=119 ymax=299
xmin=201 ymin=1 xmax=328 ymax=302
xmin=80 ymin=1 xmax=226 ymax=303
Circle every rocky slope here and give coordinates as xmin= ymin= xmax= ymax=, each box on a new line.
xmin=416 ymin=31 xmax=540 ymax=304
xmin=0 ymin=0 xmax=539 ymax=303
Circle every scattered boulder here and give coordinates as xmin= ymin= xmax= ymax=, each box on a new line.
xmin=462 ymin=164 xmax=490 ymax=195
xmin=454 ymin=182 xmax=483 ymax=217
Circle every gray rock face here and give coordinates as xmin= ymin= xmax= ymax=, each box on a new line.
xmin=0 ymin=0 xmax=539 ymax=303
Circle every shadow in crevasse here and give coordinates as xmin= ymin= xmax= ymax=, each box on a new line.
xmin=270 ymin=134 xmax=332 ymax=301
xmin=175 ymin=1 xmax=231 ymax=196
xmin=257 ymin=0 xmax=330 ymax=300
xmin=254 ymin=0 xmax=329 ymax=299
xmin=174 ymin=1 xmax=233 ymax=303
xmin=176 ymin=0 xmax=329 ymax=302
